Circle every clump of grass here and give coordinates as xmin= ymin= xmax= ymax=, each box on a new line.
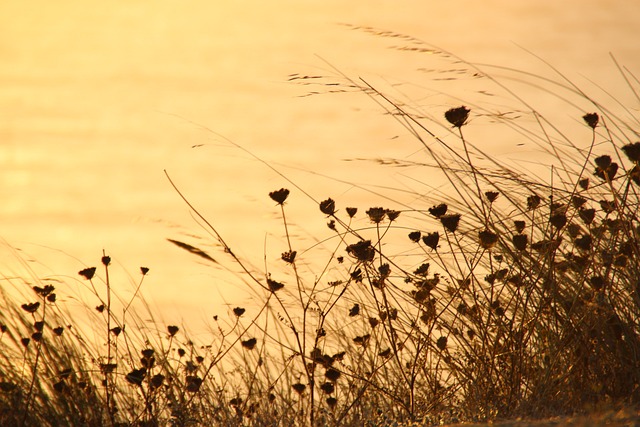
xmin=164 ymin=37 xmax=640 ymax=424
xmin=2 ymin=34 xmax=640 ymax=426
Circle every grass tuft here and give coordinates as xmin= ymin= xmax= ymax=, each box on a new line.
xmin=2 ymin=35 xmax=640 ymax=426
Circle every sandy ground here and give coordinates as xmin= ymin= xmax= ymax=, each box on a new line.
xmin=443 ymin=406 xmax=639 ymax=426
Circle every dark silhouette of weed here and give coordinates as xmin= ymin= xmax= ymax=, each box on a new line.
xmin=3 ymin=32 xmax=640 ymax=427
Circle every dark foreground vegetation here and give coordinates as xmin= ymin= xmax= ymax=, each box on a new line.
xmin=2 ymin=35 xmax=640 ymax=426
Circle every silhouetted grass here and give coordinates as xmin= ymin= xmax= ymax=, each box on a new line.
xmin=2 ymin=34 xmax=640 ymax=426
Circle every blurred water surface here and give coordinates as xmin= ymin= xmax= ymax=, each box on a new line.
xmin=1 ymin=0 xmax=639 ymax=328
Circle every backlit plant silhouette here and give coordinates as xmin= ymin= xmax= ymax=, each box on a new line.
xmin=2 ymin=31 xmax=640 ymax=426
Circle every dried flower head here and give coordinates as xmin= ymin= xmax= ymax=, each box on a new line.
xmin=140 ymin=267 xmax=149 ymax=275
xmin=33 ymin=285 xmax=55 ymax=297
xmin=353 ymin=334 xmax=370 ymax=347
xmin=414 ymin=262 xmax=430 ymax=276
xmin=346 ymin=207 xmax=357 ymax=218
xmin=185 ymin=376 xmax=202 ymax=392
xmin=622 ymin=142 xmax=640 ymax=163
xmin=484 ymin=191 xmax=499 ymax=203
xmin=126 ymin=368 xmax=146 ymax=386
xmin=599 ymin=200 xmax=616 ymax=214
xmin=386 ymin=209 xmax=400 ymax=222
xmin=78 ymin=267 xmax=96 ymax=280
xmin=319 ymin=198 xmax=336 ymax=215
xmin=422 ymin=232 xmax=440 ymax=250
xmin=579 ymin=208 xmax=596 ymax=225
xmin=579 ymin=178 xmax=589 ymax=190
xmin=348 ymin=303 xmax=360 ymax=317
xmin=233 ymin=307 xmax=245 ymax=317
xmin=267 ymin=278 xmax=285 ymax=292
xmin=269 ymin=188 xmax=290 ymax=205
xmin=550 ymin=213 xmax=567 ymax=229
xmin=241 ymin=338 xmax=257 ymax=350
xmin=150 ymin=374 xmax=165 ymax=389
xmin=582 ymin=112 xmax=599 ymax=129
xmin=281 ymin=250 xmax=297 ymax=263
xmin=595 ymin=155 xmax=612 ymax=169
xmin=445 ymin=106 xmax=470 ymax=128
xmin=514 ymin=220 xmax=526 ymax=233
xmin=440 ymin=213 xmax=461 ymax=233
xmin=21 ymin=302 xmax=40 ymax=313
xmin=630 ymin=165 xmax=640 ymax=186
xmin=366 ymin=207 xmax=386 ymax=223
xmin=167 ymin=325 xmax=179 ymax=337
xmin=574 ymin=234 xmax=592 ymax=251
xmin=428 ymin=203 xmax=448 ymax=218
xmin=594 ymin=155 xmax=618 ymax=180
xmin=346 ymin=240 xmax=375 ymax=262
xmin=378 ymin=263 xmax=390 ymax=277
xmin=598 ymin=163 xmax=619 ymax=181
xmin=292 ymin=383 xmax=306 ymax=394
xmin=436 ymin=336 xmax=448 ymax=350
xmin=350 ymin=267 xmax=363 ymax=282
xmin=325 ymin=368 xmax=341 ymax=382
xmin=320 ymin=382 xmax=335 ymax=394
xmin=408 ymin=231 xmax=421 ymax=242
xmin=512 ymin=234 xmax=528 ymax=251
xmin=479 ymin=229 xmax=499 ymax=249
xmin=571 ymin=196 xmax=587 ymax=209
xmin=527 ymin=195 xmax=541 ymax=210
xmin=566 ymin=223 xmax=581 ymax=238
